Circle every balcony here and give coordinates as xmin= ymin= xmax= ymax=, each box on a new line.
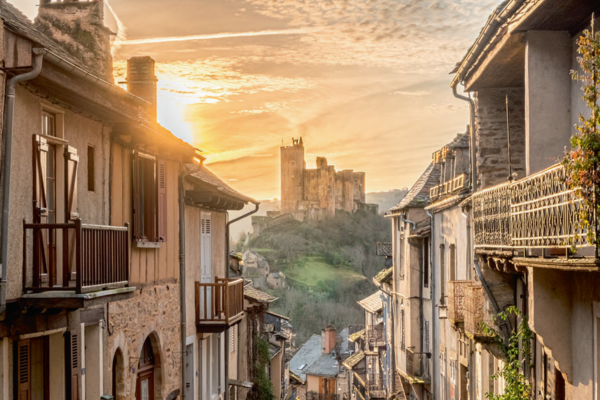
xmin=430 ymin=174 xmax=466 ymax=200
xmin=448 ymin=281 xmax=472 ymax=324
xmin=367 ymin=324 xmax=386 ymax=348
xmin=196 ymin=277 xmax=244 ymax=332
xmin=21 ymin=219 xmax=134 ymax=309
xmin=473 ymin=164 xmax=592 ymax=253
xmin=366 ymin=374 xmax=386 ymax=399
xmin=464 ymin=285 xmax=492 ymax=340
xmin=405 ymin=349 xmax=430 ymax=383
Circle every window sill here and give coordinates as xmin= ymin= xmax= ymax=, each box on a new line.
xmin=135 ymin=241 xmax=162 ymax=249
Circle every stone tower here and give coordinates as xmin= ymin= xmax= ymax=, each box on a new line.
xmin=35 ymin=0 xmax=113 ymax=82
xmin=280 ymin=138 xmax=305 ymax=214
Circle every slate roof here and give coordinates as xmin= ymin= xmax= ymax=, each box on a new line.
xmin=342 ymin=350 xmax=365 ymax=370
xmin=348 ymin=329 xmax=365 ymax=342
xmin=389 ymin=163 xmax=440 ymax=212
xmin=244 ymin=286 xmax=277 ymax=303
xmin=187 ymin=164 xmax=259 ymax=205
xmin=374 ymin=267 xmax=393 ymax=285
xmin=449 ymin=133 xmax=469 ymax=149
xmin=269 ymin=343 xmax=282 ymax=359
xmin=358 ymin=291 xmax=383 ymax=314
xmin=304 ymin=353 xmax=340 ymax=378
xmin=339 ymin=328 xmax=350 ymax=354
xmin=290 ymin=370 xmax=305 ymax=385
xmin=290 ymin=334 xmax=322 ymax=382
xmin=266 ymin=311 xmax=290 ymax=321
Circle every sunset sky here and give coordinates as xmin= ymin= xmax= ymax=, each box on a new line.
xmin=15 ymin=0 xmax=499 ymax=200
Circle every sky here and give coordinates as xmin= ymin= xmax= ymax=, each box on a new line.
xmin=13 ymin=0 xmax=500 ymax=200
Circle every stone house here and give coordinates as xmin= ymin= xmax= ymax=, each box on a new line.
xmin=0 ymin=1 xmax=260 ymax=400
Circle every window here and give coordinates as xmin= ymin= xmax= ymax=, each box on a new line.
xmin=424 ymin=320 xmax=430 ymax=353
xmin=449 ymin=244 xmax=456 ymax=282
xmin=137 ymin=338 xmax=155 ymax=400
xmin=87 ymin=146 xmax=95 ymax=192
xmin=423 ymin=237 xmax=430 ymax=288
xmin=133 ymin=152 xmax=167 ymax=243
xmin=440 ymin=244 xmax=446 ymax=302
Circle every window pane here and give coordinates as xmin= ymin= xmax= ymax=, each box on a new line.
xmin=87 ymin=146 xmax=95 ymax=192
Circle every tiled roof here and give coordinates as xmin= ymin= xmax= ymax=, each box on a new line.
xmin=266 ymin=310 xmax=290 ymax=321
xmin=374 ymin=267 xmax=393 ymax=285
xmin=269 ymin=343 xmax=282 ymax=359
xmin=304 ymin=353 xmax=340 ymax=378
xmin=390 ymin=163 xmax=440 ymax=212
xmin=348 ymin=329 xmax=365 ymax=342
xmin=358 ymin=291 xmax=383 ymax=314
xmin=376 ymin=242 xmax=392 ymax=257
xmin=342 ymin=351 xmax=365 ymax=370
xmin=244 ymin=286 xmax=277 ymax=303
xmin=187 ymin=164 xmax=259 ymax=205
xmin=290 ymin=335 xmax=322 ymax=381
xmin=449 ymin=132 xmax=469 ymax=149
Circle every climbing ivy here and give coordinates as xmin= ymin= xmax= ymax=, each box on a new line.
xmin=562 ymin=20 xmax=600 ymax=247
xmin=249 ymin=335 xmax=275 ymax=400
xmin=482 ymin=307 xmax=533 ymax=400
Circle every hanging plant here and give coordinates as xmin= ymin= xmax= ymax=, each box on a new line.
xmin=562 ymin=18 xmax=600 ymax=247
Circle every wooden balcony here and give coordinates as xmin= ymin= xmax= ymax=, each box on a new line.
xmin=21 ymin=219 xmax=134 ymax=309
xmin=196 ymin=277 xmax=244 ymax=333
xmin=367 ymin=324 xmax=386 ymax=348
xmin=464 ymin=285 xmax=492 ymax=341
xmin=429 ymin=174 xmax=466 ymax=200
xmin=448 ymin=281 xmax=472 ymax=324
xmin=366 ymin=374 xmax=386 ymax=399
xmin=473 ymin=164 xmax=593 ymax=253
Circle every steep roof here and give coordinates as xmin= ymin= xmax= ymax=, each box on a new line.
xmin=390 ymin=163 xmax=440 ymax=212
xmin=269 ymin=343 xmax=282 ymax=359
xmin=187 ymin=164 xmax=259 ymax=205
xmin=357 ymin=291 xmax=383 ymax=314
xmin=290 ymin=335 xmax=322 ymax=382
xmin=342 ymin=350 xmax=365 ymax=370
xmin=304 ymin=353 xmax=340 ymax=378
xmin=339 ymin=328 xmax=350 ymax=354
xmin=266 ymin=311 xmax=290 ymax=321
xmin=349 ymin=329 xmax=366 ymax=343
xmin=374 ymin=267 xmax=393 ymax=286
xmin=244 ymin=286 xmax=277 ymax=303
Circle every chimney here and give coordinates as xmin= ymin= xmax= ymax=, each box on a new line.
xmin=126 ymin=56 xmax=158 ymax=121
xmin=35 ymin=0 xmax=113 ymax=81
xmin=321 ymin=325 xmax=337 ymax=354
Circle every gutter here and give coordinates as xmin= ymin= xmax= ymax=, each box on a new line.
xmin=451 ymin=84 xmax=477 ymax=193
xmin=401 ymin=214 xmax=416 ymax=230
xmin=224 ymin=202 xmax=259 ymax=400
xmin=0 ymin=49 xmax=45 ymax=319
xmin=425 ymin=211 xmax=436 ymax=399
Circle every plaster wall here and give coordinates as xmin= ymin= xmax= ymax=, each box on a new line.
xmin=525 ymin=30 xmax=572 ymax=175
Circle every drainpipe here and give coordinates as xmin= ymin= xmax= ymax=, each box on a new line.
xmin=224 ymin=202 xmax=259 ymax=400
xmin=0 ymin=49 xmax=45 ymax=319
xmin=426 ymin=211 xmax=436 ymax=400
xmin=401 ymin=214 xmax=416 ymax=231
xmin=452 ymin=83 xmax=477 ymax=193
xmin=473 ymin=259 xmax=510 ymax=344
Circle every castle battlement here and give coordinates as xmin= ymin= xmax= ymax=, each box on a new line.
xmin=280 ymin=138 xmax=368 ymax=220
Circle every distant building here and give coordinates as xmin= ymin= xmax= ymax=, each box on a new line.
xmin=280 ymin=138 xmax=377 ymax=220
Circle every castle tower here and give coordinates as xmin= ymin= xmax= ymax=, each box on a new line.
xmin=280 ymin=138 xmax=305 ymax=214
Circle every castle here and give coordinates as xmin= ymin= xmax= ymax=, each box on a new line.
xmin=280 ymin=138 xmax=376 ymax=220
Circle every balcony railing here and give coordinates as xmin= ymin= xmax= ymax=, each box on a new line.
xmin=430 ymin=174 xmax=466 ymax=200
xmin=23 ymin=219 xmax=130 ymax=294
xmin=367 ymin=325 xmax=385 ymax=348
xmin=448 ymin=281 xmax=472 ymax=323
xmin=473 ymin=164 xmax=592 ymax=250
xmin=196 ymin=277 xmax=244 ymax=328
xmin=406 ymin=349 xmax=430 ymax=381
xmin=464 ymin=285 xmax=489 ymax=339
xmin=366 ymin=374 xmax=385 ymax=398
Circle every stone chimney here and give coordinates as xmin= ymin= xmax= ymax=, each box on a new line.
xmin=321 ymin=325 xmax=337 ymax=354
xmin=126 ymin=56 xmax=158 ymax=121
xmin=35 ymin=0 xmax=113 ymax=81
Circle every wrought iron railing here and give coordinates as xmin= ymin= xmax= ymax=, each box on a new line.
xmin=448 ymin=281 xmax=471 ymax=323
xmin=23 ymin=219 xmax=130 ymax=294
xmin=472 ymin=164 xmax=591 ymax=249
xmin=367 ymin=325 xmax=385 ymax=348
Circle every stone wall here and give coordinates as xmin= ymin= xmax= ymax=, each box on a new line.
xmin=474 ymin=88 xmax=526 ymax=189
xmin=280 ymin=143 xmax=305 ymax=214
xmin=108 ymin=281 xmax=182 ymax=400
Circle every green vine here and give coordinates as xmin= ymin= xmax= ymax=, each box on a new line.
xmin=562 ymin=21 xmax=600 ymax=247
xmin=482 ymin=307 xmax=533 ymax=400
xmin=249 ymin=335 xmax=275 ymax=400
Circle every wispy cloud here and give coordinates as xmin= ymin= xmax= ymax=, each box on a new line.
xmin=119 ymin=27 xmax=321 ymax=46
xmin=390 ymin=90 xmax=431 ymax=96
xmin=105 ymin=0 xmax=127 ymax=54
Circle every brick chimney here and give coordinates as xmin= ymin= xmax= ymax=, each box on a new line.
xmin=126 ymin=56 xmax=158 ymax=121
xmin=35 ymin=0 xmax=113 ymax=81
xmin=321 ymin=325 xmax=337 ymax=354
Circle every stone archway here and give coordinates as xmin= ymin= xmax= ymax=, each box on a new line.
xmin=135 ymin=332 xmax=164 ymax=400
xmin=112 ymin=348 xmax=125 ymax=400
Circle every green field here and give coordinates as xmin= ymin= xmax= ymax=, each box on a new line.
xmin=283 ymin=255 xmax=365 ymax=287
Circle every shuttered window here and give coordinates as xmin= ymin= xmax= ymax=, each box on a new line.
xmin=424 ymin=320 xmax=430 ymax=353
xmin=66 ymin=330 xmax=81 ymax=400
xmin=132 ymin=152 xmax=167 ymax=243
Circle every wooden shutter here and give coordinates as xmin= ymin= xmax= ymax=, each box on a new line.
xmin=65 ymin=330 xmax=81 ymax=400
xmin=157 ymin=159 xmax=167 ymax=242
xmin=17 ymin=340 xmax=31 ymax=400
xmin=32 ymin=135 xmax=49 ymax=223
xmin=132 ymin=152 xmax=142 ymax=240
xmin=64 ymin=146 xmax=79 ymax=221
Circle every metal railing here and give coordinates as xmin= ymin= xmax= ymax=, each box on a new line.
xmin=473 ymin=164 xmax=592 ymax=250
xmin=196 ymin=277 xmax=244 ymax=325
xmin=367 ymin=325 xmax=385 ymax=348
xmin=448 ymin=281 xmax=472 ymax=323
xmin=23 ymin=218 xmax=130 ymax=294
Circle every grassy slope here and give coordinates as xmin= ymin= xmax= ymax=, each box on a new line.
xmin=284 ymin=255 xmax=365 ymax=287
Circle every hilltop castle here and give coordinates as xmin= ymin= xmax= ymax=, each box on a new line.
xmin=280 ymin=138 xmax=376 ymax=220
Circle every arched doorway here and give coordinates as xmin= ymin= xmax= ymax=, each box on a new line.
xmin=112 ymin=349 xmax=125 ymax=400
xmin=136 ymin=338 xmax=156 ymax=400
